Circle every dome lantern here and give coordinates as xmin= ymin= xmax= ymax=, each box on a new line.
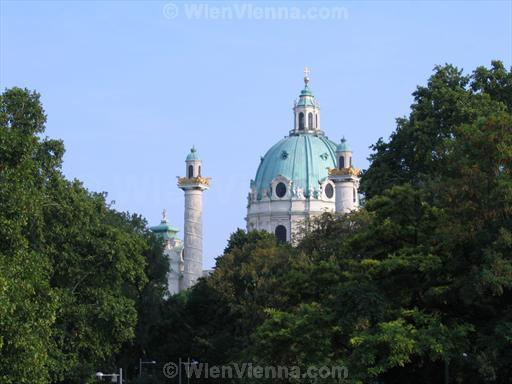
xmin=292 ymin=67 xmax=322 ymax=136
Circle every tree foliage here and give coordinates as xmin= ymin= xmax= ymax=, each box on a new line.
xmin=0 ymin=88 xmax=167 ymax=383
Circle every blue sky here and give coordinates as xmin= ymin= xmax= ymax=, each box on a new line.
xmin=1 ymin=0 xmax=511 ymax=268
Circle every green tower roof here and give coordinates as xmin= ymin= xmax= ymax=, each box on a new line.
xmin=150 ymin=210 xmax=179 ymax=240
xmin=296 ymin=85 xmax=320 ymax=108
xmin=336 ymin=137 xmax=351 ymax=152
xmin=186 ymin=146 xmax=201 ymax=161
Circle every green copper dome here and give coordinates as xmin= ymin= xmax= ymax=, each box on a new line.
xmin=337 ymin=137 xmax=351 ymax=152
xmin=252 ymin=133 xmax=337 ymax=199
xmin=186 ymin=146 xmax=201 ymax=161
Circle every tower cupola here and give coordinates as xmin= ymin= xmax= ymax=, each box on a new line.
xmin=336 ymin=137 xmax=352 ymax=169
xmin=329 ymin=137 xmax=360 ymax=213
xmin=292 ymin=67 xmax=322 ymax=135
xmin=185 ymin=146 xmax=202 ymax=179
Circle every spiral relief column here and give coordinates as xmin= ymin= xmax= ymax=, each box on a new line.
xmin=177 ymin=147 xmax=210 ymax=290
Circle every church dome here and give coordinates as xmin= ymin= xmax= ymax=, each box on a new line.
xmin=247 ymin=69 xmax=360 ymax=242
xmin=252 ymin=133 xmax=337 ymax=199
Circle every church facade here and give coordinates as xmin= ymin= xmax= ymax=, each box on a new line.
xmin=152 ymin=69 xmax=360 ymax=295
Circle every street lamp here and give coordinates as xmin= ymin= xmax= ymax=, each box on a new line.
xmin=444 ymin=352 xmax=471 ymax=384
xmin=139 ymin=359 xmax=157 ymax=378
xmin=187 ymin=359 xmax=198 ymax=384
xmin=96 ymin=368 xmax=122 ymax=383
xmin=180 ymin=358 xmax=198 ymax=384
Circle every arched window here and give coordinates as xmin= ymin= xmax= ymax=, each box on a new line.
xmin=353 ymin=188 xmax=356 ymax=203
xmin=299 ymin=112 xmax=305 ymax=130
xmin=275 ymin=225 xmax=287 ymax=243
xmin=339 ymin=156 xmax=345 ymax=169
xmin=315 ymin=114 xmax=318 ymax=128
xmin=308 ymin=112 xmax=313 ymax=129
xmin=188 ymin=165 xmax=194 ymax=178
xmin=198 ymin=165 xmax=202 ymax=176
xmin=349 ymin=156 xmax=352 ymax=167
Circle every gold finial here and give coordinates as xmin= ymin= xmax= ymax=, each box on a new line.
xmin=162 ymin=208 xmax=168 ymax=222
xmin=304 ymin=67 xmax=310 ymax=85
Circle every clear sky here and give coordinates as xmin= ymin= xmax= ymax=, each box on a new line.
xmin=1 ymin=0 xmax=511 ymax=268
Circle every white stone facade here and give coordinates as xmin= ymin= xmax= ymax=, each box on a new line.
xmin=163 ymin=237 xmax=184 ymax=296
xmin=332 ymin=175 xmax=359 ymax=213
xmin=246 ymin=179 xmax=336 ymax=242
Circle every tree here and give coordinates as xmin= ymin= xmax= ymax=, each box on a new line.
xmin=0 ymin=88 xmax=60 ymax=384
xmin=114 ymin=230 xmax=169 ymax=382
xmin=141 ymin=230 xmax=296 ymax=383
xmin=360 ymin=62 xmax=511 ymax=199
xmin=42 ymin=179 xmax=148 ymax=382
xmin=0 ymin=88 xmax=156 ymax=383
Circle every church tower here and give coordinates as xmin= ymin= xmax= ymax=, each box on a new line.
xmin=177 ymin=147 xmax=210 ymax=290
xmin=149 ymin=209 xmax=183 ymax=295
xmin=329 ymin=137 xmax=360 ymax=213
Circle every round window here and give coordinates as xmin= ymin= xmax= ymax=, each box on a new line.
xmin=325 ymin=183 xmax=334 ymax=199
xmin=275 ymin=182 xmax=287 ymax=198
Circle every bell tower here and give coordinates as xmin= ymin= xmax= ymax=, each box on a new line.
xmin=329 ymin=137 xmax=360 ymax=213
xmin=291 ymin=67 xmax=322 ymax=136
xmin=177 ymin=147 xmax=210 ymax=290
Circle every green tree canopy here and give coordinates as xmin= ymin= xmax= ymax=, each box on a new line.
xmin=0 ymin=88 xmax=167 ymax=384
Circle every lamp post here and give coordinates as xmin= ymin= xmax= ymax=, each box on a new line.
xmin=444 ymin=352 xmax=470 ymax=383
xmin=96 ymin=368 xmax=122 ymax=383
xmin=139 ymin=359 xmax=156 ymax=378
xmin=179 ymin=358 xmax=198 ymax=384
